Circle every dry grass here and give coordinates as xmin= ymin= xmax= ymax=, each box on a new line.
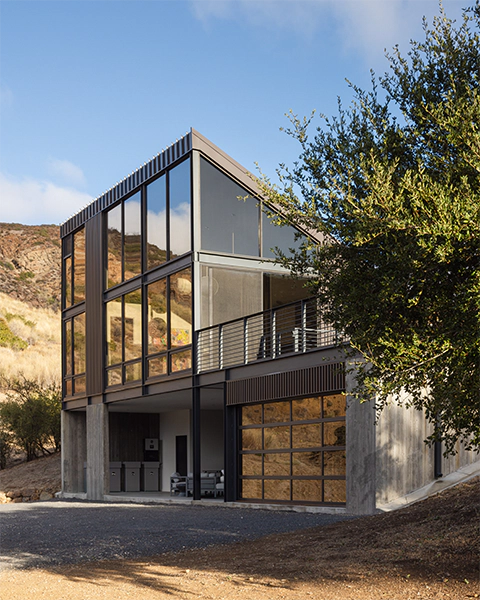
xmin=0 ymin=292 xmax=60 ymax=385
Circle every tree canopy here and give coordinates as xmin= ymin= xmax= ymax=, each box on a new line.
xmin=258 ymin=3 xmax=480 ymax=454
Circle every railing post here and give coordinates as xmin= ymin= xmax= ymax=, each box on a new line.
xmin=272 ymin=309 xmax=277 ymax=358
xmin=302 ymin=300 xmax=307 ymax=353
xmin=219 ymin=324 xmax=224 ymax=370
xmin=244 ymin=317 xmax=248 ymax=365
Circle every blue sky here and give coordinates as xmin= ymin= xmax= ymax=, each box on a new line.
xmin=0 ymin=0 xmax=467 ymax=225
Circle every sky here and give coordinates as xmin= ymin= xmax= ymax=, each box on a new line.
xmin=0 ymin=0 xmax=468 ymax=226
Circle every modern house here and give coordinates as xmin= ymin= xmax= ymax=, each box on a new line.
xmin=60 ymin=129 xmax=478 ymax=514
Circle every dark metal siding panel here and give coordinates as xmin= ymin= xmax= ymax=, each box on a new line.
xmin=225 ymin=363 xmax=345 ymax=406
xmin=85 ymin=213 xmax=104 ymax=397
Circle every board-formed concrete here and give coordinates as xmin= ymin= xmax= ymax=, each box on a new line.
xmin=86 ymin=403 xmax=109 ymax=500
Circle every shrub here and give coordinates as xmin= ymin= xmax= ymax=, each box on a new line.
xmin=0 ymin=376 xmax=61 ymax=461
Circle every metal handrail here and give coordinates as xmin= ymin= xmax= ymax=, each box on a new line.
xmin=195 ymin=298 xmax=342 ymax=373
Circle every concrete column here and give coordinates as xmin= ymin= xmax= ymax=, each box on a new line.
xmin=61 ymin=410 xmax=87 ymax=493
xmin=345 ymin=361 xmax=376 ymax=515
xmin=86 ymin=403 xmax=109 ymax=500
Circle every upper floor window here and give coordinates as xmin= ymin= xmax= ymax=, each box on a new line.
xmin=199 ymin=157 xmax=306 ymax=259
xmin=64 ymin=228 xmax=85 ymax=307
xmin=146 ymin=158 xmax=191 ymax=270
xmin=106 ymin=192 xmax=142 ymax=288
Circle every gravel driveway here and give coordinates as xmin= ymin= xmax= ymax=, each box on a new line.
xmin=0 ymin=500 xmax=352 ymax=570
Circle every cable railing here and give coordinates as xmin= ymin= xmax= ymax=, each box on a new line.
xmin=195 ymin=298 xmax=343 ymax=373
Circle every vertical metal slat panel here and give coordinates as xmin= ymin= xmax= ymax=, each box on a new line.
xmin=85 ymin=213 xmax=104 ymax=396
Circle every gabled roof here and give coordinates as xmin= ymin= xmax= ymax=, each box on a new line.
xmin=60 ymin=129 xmax=325 ymax=245
xmin=60 ymin=129 xmax=264 ymax=238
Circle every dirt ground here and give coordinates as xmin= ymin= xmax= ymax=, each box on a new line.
xmin=0 ymin=456 xmax=479 ymax=600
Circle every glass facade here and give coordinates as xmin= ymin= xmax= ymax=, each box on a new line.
xmin=240 ymin=395 xmax=346 ymax=504
xmin=64 ymin=227 xmax=85 ymax=307
xmin=200 ymin=156 xmax=306 ymax=259
xmin=105 ymin=289 xmax=142 ymax=386
xmin=64 ymin=312 xmax=86 ymax=396
xmin=147 ymin=267 xmax=192 ymax=379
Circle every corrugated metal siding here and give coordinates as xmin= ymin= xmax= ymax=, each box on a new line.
xmin=60 ymin=132 xmax=192 ymax=238
xmin=85 ymin=213 xmax=104 ymax=396
xmin=226 ymin=363 xmax=345 ymax=406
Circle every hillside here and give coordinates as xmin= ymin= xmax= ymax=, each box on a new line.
xmin=0 ymin=223 xmax=61 ymax=310
xmin=0 ymin=222 xmax=61 ymax=384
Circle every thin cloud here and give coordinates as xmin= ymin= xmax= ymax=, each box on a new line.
xmin=0 ymin=173 xmax=92 ymax=226
xmin=47 ymin=158 xmax=87 ymax=188
xmin=189 ymin=0 xmax=465 ymax=64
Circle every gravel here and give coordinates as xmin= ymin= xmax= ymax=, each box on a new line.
xmin=0 ymin=499 xmax=354 ymax=570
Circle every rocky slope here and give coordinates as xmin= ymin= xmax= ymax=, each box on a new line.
xmin=0 ymin=222 xmax=61 ymax=311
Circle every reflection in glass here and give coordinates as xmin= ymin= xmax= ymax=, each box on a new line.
xmin=73 ymin=313 xmax=86 ymax=374
xmin=292 ymin=479 xmax=322 ymax=502
xmin=170 ymin=349 xmax=192 ymax=372
xmin=261 ymin=209 xmax=305 ymax=259
xmin=324 ymin=451 xmax=346 ymax=476
xmin=324 ymin=479 xmax=346 ymax=503
xmin=264 ymin=453 xmax=290 ymax=476
xmin=242 ymin=428 xmax=262 ymax=451
xmin=65 ymin=379 xmax=72 ymax=396
xmin=106 ymin=297 xmax=122 ymax=366
xmin=74 ymin=376 xmax=86 ymax=395
xmin=124 ymin=289 xmax=142 ymax=362
xmin=242 ymin=454 xmax=262 ymax=476
xmin=73 ymin=228 xmax=85 ymax=303
xmin=292 ymin=397 xmax=320 ymax=421
xmin=169 ymin=159 xmax=191 ymax=258
xmin=292 ymin=452 xmax=322 ymax=476
xmin=200 ymin=157 xmax=258 ymax=256
xmin=65 ymin=320 xmax=72 ymax=376
xmin=107 ymin=367 xmax=122 ymax=387
xmin=292 ymin=423 xmax=320 ymax=448
xmin=125 ymin=361 xmax=142 ymax=383
xmin=323 ymin=394 xmax=346 ymax=418
xmin=146 ymin=175 xmax=167 ymax=270
xmin=263 ymin=402 xmax=290 ymax=424
xmin=124 ymin=193 xmax=142 ymax=280
xmin=264 ymin=426 xmax=290 ymax=449
xmin=324 ymin=423 xmax=346 ymax=447
xmin=65 ymin=257 xmax=72 ymax=306
xmin=264 ymin=479 xmax=290 ymax=501
xmin=148 ymin=279 xmax=167 ymax=354
xmin=170 ymin=268 xmax=192 ymax=349
xmin=107 ymin=204 xmax=122 ymax=288
xmin=242 ymin=404 xmax=262 ymax=426
xmin=148 ymin=355 xmax=167 ymax=378
xmin=242 ymin=478 xmax=262 ymax=499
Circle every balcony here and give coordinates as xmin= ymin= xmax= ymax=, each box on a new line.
xmin=195 ymin=298 xmax=343 ymax=373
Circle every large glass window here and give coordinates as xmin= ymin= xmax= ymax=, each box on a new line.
xmin=200 ymin=157 xmax=259 ymax=256
xmin=105 ymin=288 xmax=142 ymax=386
xmin=64 ymin=312 xmax=86 ymax=396
xmin=64 ymin=228 xmax=85 ymax=307
xmin=200 ymin=156 xmax=308 ymax=260
xmin=147 ymin=267 xmax=192 ymax=379
xmin=239 ymin=394 xmax=346 ymax=505
xmin=106 ymin=192 xmax=141 ymax=288
xmin=146 ymin=174 xmax=167 ymax=270
xmin=169 ymin=160 xmax=191 ymax=259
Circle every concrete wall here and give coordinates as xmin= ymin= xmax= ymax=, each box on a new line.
xmin=86 ymin=404 xmax=109 ymax=500
xmin=442 ymin=440 xmax=480 ymax=477
xmin=345 ymin=363 xmax=376 ymax=515
xmin=375 ymin=401 xmax=434 ymax=505
xmin=61 ymin=410 xmax=87 ymax=493
xmin=159 ymin=409 xmax=191 ymax=492
xmin=200 ymin=409 xmax=224 ymax=471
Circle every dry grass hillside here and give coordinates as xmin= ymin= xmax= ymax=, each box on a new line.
xmin=0 ymin=222 xmax=61 ymax=385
